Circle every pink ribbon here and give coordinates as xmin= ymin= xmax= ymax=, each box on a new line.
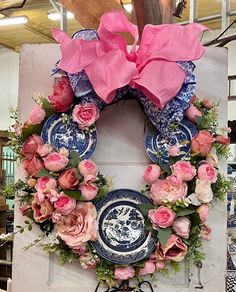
xmin=52 ymin=10 xmax=207 ymax=109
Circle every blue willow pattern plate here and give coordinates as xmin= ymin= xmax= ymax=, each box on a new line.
xmin=41 ymin=113 xmax=97 ymax=159
xmin=90 ymin=189 xmax=157 ymax=265
xmin=145 ymin=119 xmax=198 ymax=164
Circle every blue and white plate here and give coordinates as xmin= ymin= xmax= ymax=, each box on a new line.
xmin=41 ymin=113 xmax=97 ymax=159
xmin=145 ymin=119 xmax=198 ymax=163
xmin=90 ymin=189 xmax=157 ymax=265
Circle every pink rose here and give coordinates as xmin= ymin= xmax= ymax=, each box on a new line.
xmin=58 ymin=168 xmax=80 ymax=190
xmin=191 ymin=130 xmax=214 ymax=157
xmin=114 ymin=266 xmax=135 ymax=280
xmin=32 ymin=193 xmax=54 ymax=222
xmin=172 ymin=217 xmax=191 ymax=239
xmin=35 ymin=176 xmax=57 ymax=193
xmin=54 ymin=193 xmax=76 ymax=215
xmin=215 ymin=135 xmax=230 ymax=145
xmin=37 ymin=144 xmax=53 ymax=157
xmin=72 ymin=244 xmax=87 ymax=255
xmin=22 ymin=156 xmax=44 ymax=177
xmin=28 ymin=104 xmax=46 ymax=125
xmin=196 ymin=204 xmax=209 ymax=223
xmin=148 ymin=206 xmax=175 ymax=229
xmin=78 ymin=159 xmax=98 ymax=178
xmin=143 ymin=164 xmax=161 ymax=184
xmin=19 ymin=204 xmax=32 ymax=217
xmin=201 ymin=224 xmax=211 ymax=241
xmin=47 ymin=189 xmax=60 ymax=203
xmin=198 ymin=163 xmax=217 ymax=183
xmin=168 ymin=145 xmax=180 ymax=157
xmin=150 ymin=179 xmax=187 ymax=204
xmin=56 ymin=202 xmax=97 ymax=247
xmin=27 ymin=178 xmax=37 ymax=188
xmin=72 ymin=103 xmax=99 ymax=129
xmin=52 ymin=211 xmax=62 ymax=223
xmin=79 ymin=252 xmax=100 ymax=269
xmin=154 ymin=234 xmax=188 ymax=262
xmin=195 ymin=179 xmax=213 ymax=203
xmin=84 ymin=174 xmax=97 ymax=183
xmin=206 ymin=149 xmax=218 ymax=167
xmin=79 ymin=182 xmax=98 ymax=201
xmin=22 ymin=135 xmax=44 ymax=159
xmin=166 ymin=175 xmax=182 ymax=185
xmin=44 ymin=152 xmax=68 ymax=172
xmin=202 ymin=98 xmax=213 ymax=108
xmin=186 ymin=103 xmax=202 ymax=123
xmin=156 ymin=261 xmax=165 ymax=270
xmin=138 ymin=261 xmax=156 ymax=276
xmin=48 ymin=76 xmax=74 ymax=112
xmin=172 ymin=161 xmax=196 ymax=182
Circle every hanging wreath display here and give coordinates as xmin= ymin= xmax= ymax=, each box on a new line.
xmin=9 ymin=11 xmax=232 ymax=290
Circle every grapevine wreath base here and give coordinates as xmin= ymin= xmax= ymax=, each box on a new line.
xmin=9 ymin=10 xmax=232 ymax=291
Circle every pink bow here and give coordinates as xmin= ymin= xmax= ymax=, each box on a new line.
xmin=52 ymin=11 xmax=207 ymax=109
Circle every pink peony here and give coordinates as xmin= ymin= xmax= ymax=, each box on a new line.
xmin=52 ymin=211 xmax=62 ymax=223
xmin=79 ymin=182 xmax=98 ymax=201
xmin=138 ymin=261 xmax=156 ymax=276
xmin=78 ymin=159 xmax=98 ymax=178
xmin=215 ymin=135 xmax=230 ymax=145
xmin=150 ymin=179 xmax=187 ymax=204
xmin=143 ymin=164 xmax=161 ymax=184
xmin=37 ymin=144 xmax=53 ymax=157
xmin=198 ymin=163 xmax=217 ymax=183
xmin=58 ymin=168 xmax=80 ymax=190
xmin=191 ymin=130 xmax=214 ymax=157
xmin=154 ymin=234 xmax=188 ymax=262
xmin=114 ymin=266 xmax=135 ymax=280
xmin=22 ymin=156 xmax=44 ymax=177
xmin=19 ymin=204 xmax=32 ymax=217
xmin=22 ymin=135 xmax=44 ymax=159
xmin=186 ymin=103 xmax=202 ymax=123
xmin=195 ymin=179 xmax=213 ymax=203
xmin=172 ymin=161 xmax=196 ymax=182
xmin=148 ymin=206 xmax=175 ymax=229
xmin=168 ymin=145 xmax=180 ymax=157
xmin=48 ymin=76 xmax=74 ymax=112
xmin=201 ymin=224 xmax=211 ymax=241
xmin=196 ymin=204 xmax=209 ymax=223
xmin=172 ymin=217 xmax=191 ymax=239
xmin=56 ymin=202 xmax=97 ymax=247
xmin=28 ymin=104 xmax=46 ymax=125
xmin=202 ymin=98 xmax=213 ymax=108
xmin=35 ymin=176 xmax=57 ymax=193
xmin=32 ymin=193 xmax=54 ymax=222
xmin=79 ymin=252 xmax=100 ymax=269
xmin=72 ymin=103 xmax=99 ymax=129
xmin=44 ymin=152 xmax=68 ymax=172
xmin=54 ymin=193 xmax=76 ymax=215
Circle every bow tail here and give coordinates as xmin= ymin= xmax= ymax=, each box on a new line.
xmin=130 ymin=61 xmax=186 ymax=109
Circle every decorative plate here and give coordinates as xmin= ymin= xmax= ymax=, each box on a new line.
xmin=91 ymin=189 xmax=157 ymax=265
xmin=145 ymin=119 xmax=198 ymax=163
xmin=41 ymin=113 xmax=97 ymax=159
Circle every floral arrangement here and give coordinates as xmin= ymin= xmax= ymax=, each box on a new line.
xmin=7 ymin=10 xmax=232 ymax=290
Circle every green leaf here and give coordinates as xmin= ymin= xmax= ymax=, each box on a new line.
xmin=176 ymin=208 xmax=195 ymax=217
xmin=35 ymin=168 xmax=51 ymax=178
xmin=16 ymin=225 xmax=22 ymax=229
xmin=68 ymin=151 xmax=81 ymax=168
xmin=195 ymin=115 xmax=203 ymax=126
xmin=22 ymin=124 xmax=43 ymax=141
xmin=24 ymin=220 xmax=30 ymax=225
xmin=138 ymin=203 xmax=154 ymax=216
xmin=157 ymin=227 xmax=172 ymax=247
xmin=189 ymin=212 xmax=201 ymax=227
xmin=41 ymin=98 xmax=56 ymax=117
xmin=28 ymin=225 xmax=33 ymax=231
xmin=63 ymin=190 xmax=82 ymax=201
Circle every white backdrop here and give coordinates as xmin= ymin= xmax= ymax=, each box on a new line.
xmin=12 ymin=45 xmax=228 ymax=292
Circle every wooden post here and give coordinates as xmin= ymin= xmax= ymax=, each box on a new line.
xmin=132 ymin=0 xmax=175 ymax=35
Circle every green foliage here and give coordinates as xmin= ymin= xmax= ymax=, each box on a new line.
xmin=68 ymin=151 xmax=82 ymax=168
xmin=138 ymin=203 xmax=154 ymax=217
xmin=35 ymin=168 xmax=52 ymax=178
xmin=175 ymin=208 xmax=195 ymax=217
xmin=16 ymin=220 xmax=35 ymax=235
xmin=63 ymin=190 xmax=82 ymax=201
xmin=41 ymin=98 xmax=56 ymax=117
xmin=213 ymin=142 xmax=231 ymax=159
xmin=1 ymin=180 xmax=26 ymax=198
xmin=58 ymin=246 xmax=80 ymax=265
xmin=212 ymin=173 xmax=233 ymax=201
xmin=22 ymin=123 xmax=43 ymax=141
xmin=185 ymin=226 xmax=205 ymax=267
xmin=157 ymin=227 xmax=172 ymax=247
xmin=96 ymin=259 xmax=116 ymax=288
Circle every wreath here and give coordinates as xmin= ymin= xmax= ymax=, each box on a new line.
xmin=9 ymin=11 xmax=232 ymax=290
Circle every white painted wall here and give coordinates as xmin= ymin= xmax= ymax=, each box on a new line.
xmin=0 ymin=48 xmax=19 ymax=130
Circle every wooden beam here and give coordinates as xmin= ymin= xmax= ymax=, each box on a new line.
xmin=59 ymin=0 xmax=127 ymax=29
xmin=0 ymin=42 xmax=16 ymax=52
xmin=132 ymin=0 xmax=175 ymax=35
xmin=21 ymin=25 xmax=55 ymax=43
